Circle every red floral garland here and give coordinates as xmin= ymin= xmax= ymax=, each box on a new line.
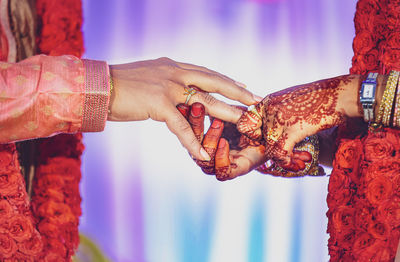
xmin=0 ymin=144 xmax=42 ymax=260
xmin=32 ymin=0 xmax=85 ymax=260
xmin=327 ymin=0 xmax=400 ymax=261
xmin=0 ymin=0 xmax=84 ymax=260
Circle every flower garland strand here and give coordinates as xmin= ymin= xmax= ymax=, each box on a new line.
xmin=327 ymin=0 xmax=400 ymax=261
xmin=0 ymin=0 xmax=86 ymax=260
xmin=0 ymin=144 xmax=42 ymax=260
xmin=30 ymin=0 xmax=85 ymax=260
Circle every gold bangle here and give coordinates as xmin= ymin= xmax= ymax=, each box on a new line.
xmin=109 ymin=76 xmax=114 ymax=96
xmin=376 ymin=70 xmax=399 ymax=126
xmin=108 ymin=76 xmax=114 ymax=116
xmin=394 ymin=77 xmax=400 ymax=127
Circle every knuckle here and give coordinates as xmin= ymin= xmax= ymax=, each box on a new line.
xmin=157 ymin=57 xmax=172 ymax=63
xmin=200 ymin=93 xmax=217 ymax=106
xmin=179 ymin=121 xmax=193 ymax=134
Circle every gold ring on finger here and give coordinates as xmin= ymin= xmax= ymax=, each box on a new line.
xmin=184 ymin=87 xmax=197 ymax=105
xmin=247 ymin=105 xmax=262 ymax=120
xmin=266 ymin=129 xmax=279 ymax=142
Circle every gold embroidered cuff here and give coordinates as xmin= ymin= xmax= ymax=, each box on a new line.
xmin=80 ymin=59 xmax=111 ymax=132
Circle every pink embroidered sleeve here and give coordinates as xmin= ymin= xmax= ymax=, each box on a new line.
xmin=0 ymin=55 xmax=110 ymax=143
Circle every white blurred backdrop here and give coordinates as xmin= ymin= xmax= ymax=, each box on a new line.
xmin=79 ymin=0 xmax=357 ymax=261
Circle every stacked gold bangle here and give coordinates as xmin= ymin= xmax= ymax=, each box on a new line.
xmin=393 ymin=76 xmax=400 ymax=127
xmin=375 ymin=70 xmax=400 ymax=126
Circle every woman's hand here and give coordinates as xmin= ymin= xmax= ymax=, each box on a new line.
xmin=237 ymin=75 xmax=362 ymax=171
xmin=177 ymin=103 xmax=267 ymax=181
xmin=108 ymin=57 xmax=262 ymax=161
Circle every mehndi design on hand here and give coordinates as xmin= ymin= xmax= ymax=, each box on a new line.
xmin=177 ymin=102 xmax=266 ymax=181
xmin=237 ymin=76 xmax=353 ymax=172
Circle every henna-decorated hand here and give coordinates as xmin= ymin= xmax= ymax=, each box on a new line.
xmin=237 ymin=75 xmax=361 ymax=171
xmin=177 ymin=102 xmax=268 ymax=181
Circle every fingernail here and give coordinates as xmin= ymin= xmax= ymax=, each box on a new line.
xmin=200 ymin=147 xmax=211 ymax=161
xmin=191 ymin=103 xmax=203 ymax=117
xmin=253 ymin=94 xmax=263 ymax=102
xmin=218 ymin=138 xmax=226 ymax=149
xmin=235 ymin=81 xmax=247 ymax=89
xmin=211 ymin=119 xmax=223 ymax=128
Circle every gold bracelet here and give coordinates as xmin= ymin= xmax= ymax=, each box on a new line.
xmin=108 ymin=76 xmax=114 ymax=116
xmin=394 ymin=77 xmax=400 ymax=127
xmin=376 ymin=70 xmax=399 ymax=126
xmin=109 ymin=76 xmax=114 ymax=96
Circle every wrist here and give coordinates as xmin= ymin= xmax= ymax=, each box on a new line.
xmin=338 ymin=75 xmax=364 ymax=118
xmin=342 ymin=74 xmax=387 ymax=120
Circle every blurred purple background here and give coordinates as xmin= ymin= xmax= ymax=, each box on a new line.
xmin=79 ymin=0 xmax=357 ymax=261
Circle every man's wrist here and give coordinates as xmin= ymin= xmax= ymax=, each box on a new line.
xmin=80 ymin=59 xmax=111 ymax=132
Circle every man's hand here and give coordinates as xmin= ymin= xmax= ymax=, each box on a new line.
xmin=108 ymin=57 xmax=262 ymax=161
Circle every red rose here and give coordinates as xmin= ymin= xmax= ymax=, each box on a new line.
xmin=337 ymin=230 xmax=356 ymax=251
xmin=368 ymin=220 xmax=390 ymax=240
xmin=356 ymin=0 xmax=380 ymax=17
xmin=6 ymin=190 xmax=29 ymax=212
xmin=334 ymin=139 xmax=363 ymax=169
xmin=18 ymin=231 xmax=43 ymax=256
xmin=364 ymin=136 xmax=395 ymax=161
xmin=385 ymin=128 xmax=400 ymax=146
xmin=3 ymin=253 xmax=35 ymax=262
xmin=377 ymin=198 xmax=400 ymax=227
xmin=353 ymin=31 xmax=376 ymax=55
xmin=0 ymin=200 xmax=13 ymax=222
xmin=352 ymin=232 xmax=375 ymax=257
xmin=0 ymin=172 xmax=24 ymax=197
xmin=389 ymin=229 xmax=400 ymax=255
xmin=372 ymin=246 xmax=393 ymax=262
xmin=7 ymin=215 xmax=33 ymax=242
xmin=334 ymin=139 xmax=363 ymax=183
xmin=0 ymin=233 xmax=17 ymax=258
xmin=0 ymin=151 xmax=16 ymax=174
xmin=327 ymin=190 xmax=352 ymax=208
xmin=387 ymin=2 xmax=400 ymax=23
xmin=331 ymin=205 xmax=355 ymax=233
xmin=387 ymin=13 xmax=400 ymax=31
xmin=356 ymin=239 xmax=391 ymax=261
xmin=364 ymin=159 xmax=400 ymax=182
xmin=380 ymin=48 xmax=400 ymax=72
xmin=367 ymin=176 xmax=393 ymax=205
xmin=328 ymin=169 xmax=351 ymax=194
xmin=387 ymin=31 xmax=400 ymax=51
xmin=374 ymin=14 xmax=391 ymax=39
xmin=357 ymin=49 xmax=380 ymax=72
xmin=354 ymin=204 xmax=373 ymax=231
xmin=354 ymin=11 xmax=374 ymax=33
xmin=350 ymin=59 xmax=367 ymax=75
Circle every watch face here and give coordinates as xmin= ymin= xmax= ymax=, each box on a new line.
xmin=363 ymin=83 xmax=375 ymax=98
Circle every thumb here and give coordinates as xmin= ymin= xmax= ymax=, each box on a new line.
xmin=165 ymin=108 xmax=210 ymax=161
xmin=236 ymin=104 xmax=263 ymax=140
